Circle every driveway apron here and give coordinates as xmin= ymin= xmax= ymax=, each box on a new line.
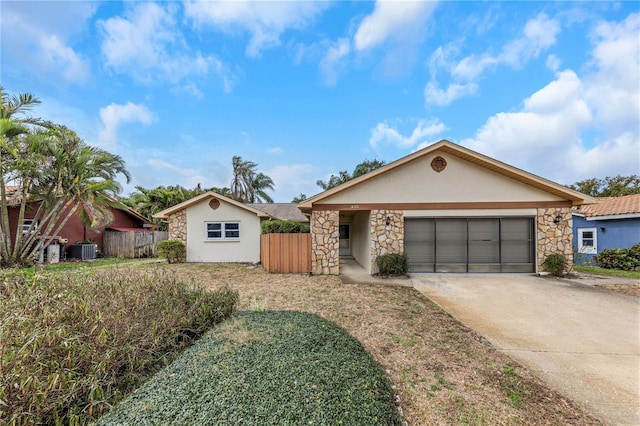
xmin=412 ymin=274 xmax=639 ymax=426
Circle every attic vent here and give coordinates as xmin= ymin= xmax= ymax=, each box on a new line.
xmin=209 ymin=198 xmax=221 ymax=210
xmin=431 ymin=156 xmax=447 ymax=172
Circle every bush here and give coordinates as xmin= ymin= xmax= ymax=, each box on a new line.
xmin=597 ymin=243 xmax=640 ymax=271
xmin=98 ymin=311 xmax=402 ymax=425
xmin=157 ymin=239 xmax=186 ymax=263
xmin=543 ymin=253 xmax=566 ymax=276
xmin=376 ymin=252 xmax=408 ymax=276
xmin=0 ymin=268 xmax=238 ymax=425
xmin=261 ymin=220 xmax=310 ymax=234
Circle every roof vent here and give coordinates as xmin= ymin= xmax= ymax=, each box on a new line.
xmin=431 ymin=156 xmax=447 ymax=172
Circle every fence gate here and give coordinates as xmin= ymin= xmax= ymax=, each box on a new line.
xmin=260 ymin=233 xmax=311 ymax=274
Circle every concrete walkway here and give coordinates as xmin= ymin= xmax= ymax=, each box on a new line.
xmin=411 ymin=273 xmax=640 ymax=426
xmin=339 ymin=258 xmax=413 ymax=287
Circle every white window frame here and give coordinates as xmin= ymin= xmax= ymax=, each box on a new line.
xmin=205 ymin=221 xmax=240 ymax=241
xmin=22 ymin=219 xmax=38 ymax=234
xmin=577 ymin=227 xmax=597 ymax=254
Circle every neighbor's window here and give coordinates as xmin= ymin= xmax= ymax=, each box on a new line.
xmin=22 ymin=219 xmax=38 ymax=233
xmin=577 ymin=228 xmax=597 ymax=254
xmin=206 ymin=222 xmax=240 ymax=240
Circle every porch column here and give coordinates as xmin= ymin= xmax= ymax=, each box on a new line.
xmin=167 ymin=209 xmax=187 ymax=246
xmin=370 ymin=210 xmax=404 ymax=273
xmin=311 ymin=210 xmax=339 ymax=275
xmin=537 ymin=207 xmax=573 ymax=272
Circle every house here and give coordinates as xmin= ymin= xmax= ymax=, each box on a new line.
xmin=572 ymin=194 xmax=640 ymax=265
xmin=154 ymin=192 xmax=271 ymax=263
xmin=6 ymin=191 xmax=153 ymax=259
xmin=248 ymin=203 xmax=309 ymax=223
xmin=298 ymin=140 xmax=596 ymax=275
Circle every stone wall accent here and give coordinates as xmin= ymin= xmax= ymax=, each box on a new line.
xmin=370 ymin=210 xmax=404 ymax=273
xmin=311 ymin=210 xmax=339 ymax=275
xmin=167 ymin=209 xmax=187 ymax=244
xmin=537 ymin=207 xmax=573 ymax=272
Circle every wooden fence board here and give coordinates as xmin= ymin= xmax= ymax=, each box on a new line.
xmin=104 ymin=230 xmax=168 ymax=258
xmin=260 ymin=233 xmax=311 ymax=274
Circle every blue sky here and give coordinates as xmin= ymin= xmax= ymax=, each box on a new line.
xmin=2 ymin=1 xmax=639 ymax=202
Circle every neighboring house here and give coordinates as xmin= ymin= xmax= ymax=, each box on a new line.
xmin=298 ymin=140 xmax=596 ymax=275
xmin=6 ymin=196 xmax=153 ymax=258
xmin=154 ymin=192 xmax=271 ymax=263
xmin=248 ymin=203 xmax=309 ymax=223
xmin=572 ymin=194 xmax=640 ymax=265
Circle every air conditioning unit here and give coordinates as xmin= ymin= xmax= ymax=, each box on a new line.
xmin=68 ymin=244 xmax=97 ymax=260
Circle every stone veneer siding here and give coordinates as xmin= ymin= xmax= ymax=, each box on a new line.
xmin=167 ymin=209 xmax=187 ymax=245
xmin=311 ymin=210 xmax=339 ymax=275
xmin=370 ymin=210 xmax=404 ymax=273
xmin=536 ymin=207 xmax=573 ymax=272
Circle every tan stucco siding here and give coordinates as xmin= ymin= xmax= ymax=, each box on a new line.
xmin=351 ymin=211 xmax=371 ymax=274
xmin=185 ymin=200 xmax=261 ymax=263
xmin=318 ymin=152 xmax=566 ymax=205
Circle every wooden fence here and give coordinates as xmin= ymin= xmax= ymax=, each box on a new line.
xmin=103 ymin=230 xmax=168 ymax=258
xmin=260 ymin=233 xmax=311 ymax=274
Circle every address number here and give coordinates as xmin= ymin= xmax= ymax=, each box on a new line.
xmin=350 ymin=204 xmax=360 ymax=209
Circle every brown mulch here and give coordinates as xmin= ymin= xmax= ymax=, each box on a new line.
xmin=144 ymin=263 xmax=603 ymax=425
xmin=597 ymin=283 xmax=640 ymax=298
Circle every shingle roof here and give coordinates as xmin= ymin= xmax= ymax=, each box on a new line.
xmin=249 ymin=203 xmax=309 ymax=222
xmin=575 ymin=194 xmax=640 ymax=218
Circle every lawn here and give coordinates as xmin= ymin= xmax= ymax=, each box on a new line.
xmin=138 ymin=262 xmax=603 ymax=425
xmin=573 ymin=265 xmax=640 ymax=297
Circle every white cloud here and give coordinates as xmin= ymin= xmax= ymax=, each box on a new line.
xmin=183 ymin=0 xmax=329 ymax=57
xmin=266 ymin=147 xmax=284 ymax=155
xmin=264 ymin=164 xmax=319 ymax=202
xmin=354 ymin=1 xmax=437 ymax=51
xmin=99 ymin=3 xmax=234 ymax=91
xmin=370 ymin=119 xmax=446 ymax=149
xmin=424 ymin=81 xmax=478 ymax=107
xmin=319 ymin=38 xmax=351 ymax=86
xmin=98 ymin=102 xmax=155 ymax=148
xmin=1 ymin=2 xmax=94 ymax=84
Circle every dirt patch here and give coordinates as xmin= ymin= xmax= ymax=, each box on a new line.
xmin=597 ymin=283 xmax=640 ymax=298
xmin=146 ymin=263 xmax=602 ymax=425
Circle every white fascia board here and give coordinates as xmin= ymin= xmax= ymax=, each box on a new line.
xmin=585 ymin=213 xmax=640 ymax=221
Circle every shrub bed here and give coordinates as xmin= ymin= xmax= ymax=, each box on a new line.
xmin=0 ymin=268 xmax=238 ymax=425
xmin=99 ymin=311 xmax=402 ymax=425
xmin=376 ymin=253 xmax=408 ymax=276
xmin=597 ymin=243 xmax=640 ymax=271
xmin=261 ymin=220 xmax=309 ymax=234
xmin=157 ymin=239 xmax=186 ymax=263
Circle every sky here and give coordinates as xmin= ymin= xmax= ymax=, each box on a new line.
xmin=1 ymin=0 xmax=639 ymax=203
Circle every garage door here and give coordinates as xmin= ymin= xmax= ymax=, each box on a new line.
xmin=405 ymin=218 xmax=534 ymax=273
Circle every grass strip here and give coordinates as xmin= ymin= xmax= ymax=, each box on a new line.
xmin=99 ymin=310 xmax=402 ymax=425
xmin=573 ymin=265 xmax=640 ymax=279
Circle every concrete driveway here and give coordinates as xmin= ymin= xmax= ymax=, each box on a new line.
xmin=412 ymin=274 xmax=639 ymax=426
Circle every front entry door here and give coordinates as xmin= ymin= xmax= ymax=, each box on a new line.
xmin=339 ymin=224 xmax=351 ymax=256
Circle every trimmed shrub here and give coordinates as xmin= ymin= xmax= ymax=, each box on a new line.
xmin=376 ymin=252 xmax=408 ymax=276
xmin=543 ymin=253 xmax=566 ymax=276
xmin=261 ymin=219 xmax=310 ymax=234
xmin=0 ymin=268 xmax=238 ymax=425
xmin=157 ymin=239 xmax=186 ymax=263
xmin=98 ymin=311 xmax=402 ymax=425
xmin=597 ymin=243 xmax=640 ymax=271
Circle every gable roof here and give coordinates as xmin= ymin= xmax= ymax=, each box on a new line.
xmin=153 ymin=191 xmax=270 ymax=219
xmin=573 ymin=194 xmax=640 ymax=219
xmin=248 ymin=203 xmax=309 ymax=222
xmin=298 ymin=140 xmax=597 ymax=210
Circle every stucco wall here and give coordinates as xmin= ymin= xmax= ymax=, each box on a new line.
xmin=351 ymin=211 xmax=371 ymax=273
xmin=319 ymin=152 xmax=566 ymax=205
xmin=185 ymin=199 xmax=261 ymax=263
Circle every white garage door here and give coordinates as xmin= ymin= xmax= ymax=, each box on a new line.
xmin=405 ymin=217 xmax=535 ymax=273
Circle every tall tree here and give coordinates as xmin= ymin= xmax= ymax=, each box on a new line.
xmin=230 ymin=156 xmax=274 ymax=203
xmin=568 ymin=175 xmax=640 ymax=197
xmin=316 ymin=158 xmax=386 ymax=190
xmin=292 ymin=193 xmax=307 ymax=203
xmin=0 ymin=88 xmax=131 ymax=266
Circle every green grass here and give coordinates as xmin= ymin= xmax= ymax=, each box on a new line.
xmin=573 ymin=265 xmax=640 ymax=279
xmin=41 ymin=257 xmax=151 ymax=271
xmin=0 ymin=267 xmax=238 ymax=425
xmin=99 ymin=311 xmax=402 ymax=426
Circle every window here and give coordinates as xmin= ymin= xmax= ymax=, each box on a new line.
xmin=577 ymin=228 xmax=597 ymax=254
xmin=206 ymin=222 xmax=240 ymax=240
xmin=22 ymin=219 xmax=38 ymax=234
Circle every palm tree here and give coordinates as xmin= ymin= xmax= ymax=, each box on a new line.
xmin=249 ymin=172 xmax=275 ymax=203
xmin=230 ymin=156 xmax=275 ymax=203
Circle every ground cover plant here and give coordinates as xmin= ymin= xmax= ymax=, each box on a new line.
xmin=99 ymin=311 xmax=401 ymax=425
xmin=141 ymin=263 xmax=603 ymax=425
xmin=0 ymin=267 xmax=238 ymax=425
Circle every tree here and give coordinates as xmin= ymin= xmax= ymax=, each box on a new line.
xmin=316 ymin=158 xmax=386 ymax=190
xmin=292 ymin=193 xmax=307 ymax=203
xmin=0 ymin=88 xmax=131 ymax=266
xmin=568 ymin=175 xmax=640 ymax=197
xmin=230 ymin=156 xmax=274 ymax=203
